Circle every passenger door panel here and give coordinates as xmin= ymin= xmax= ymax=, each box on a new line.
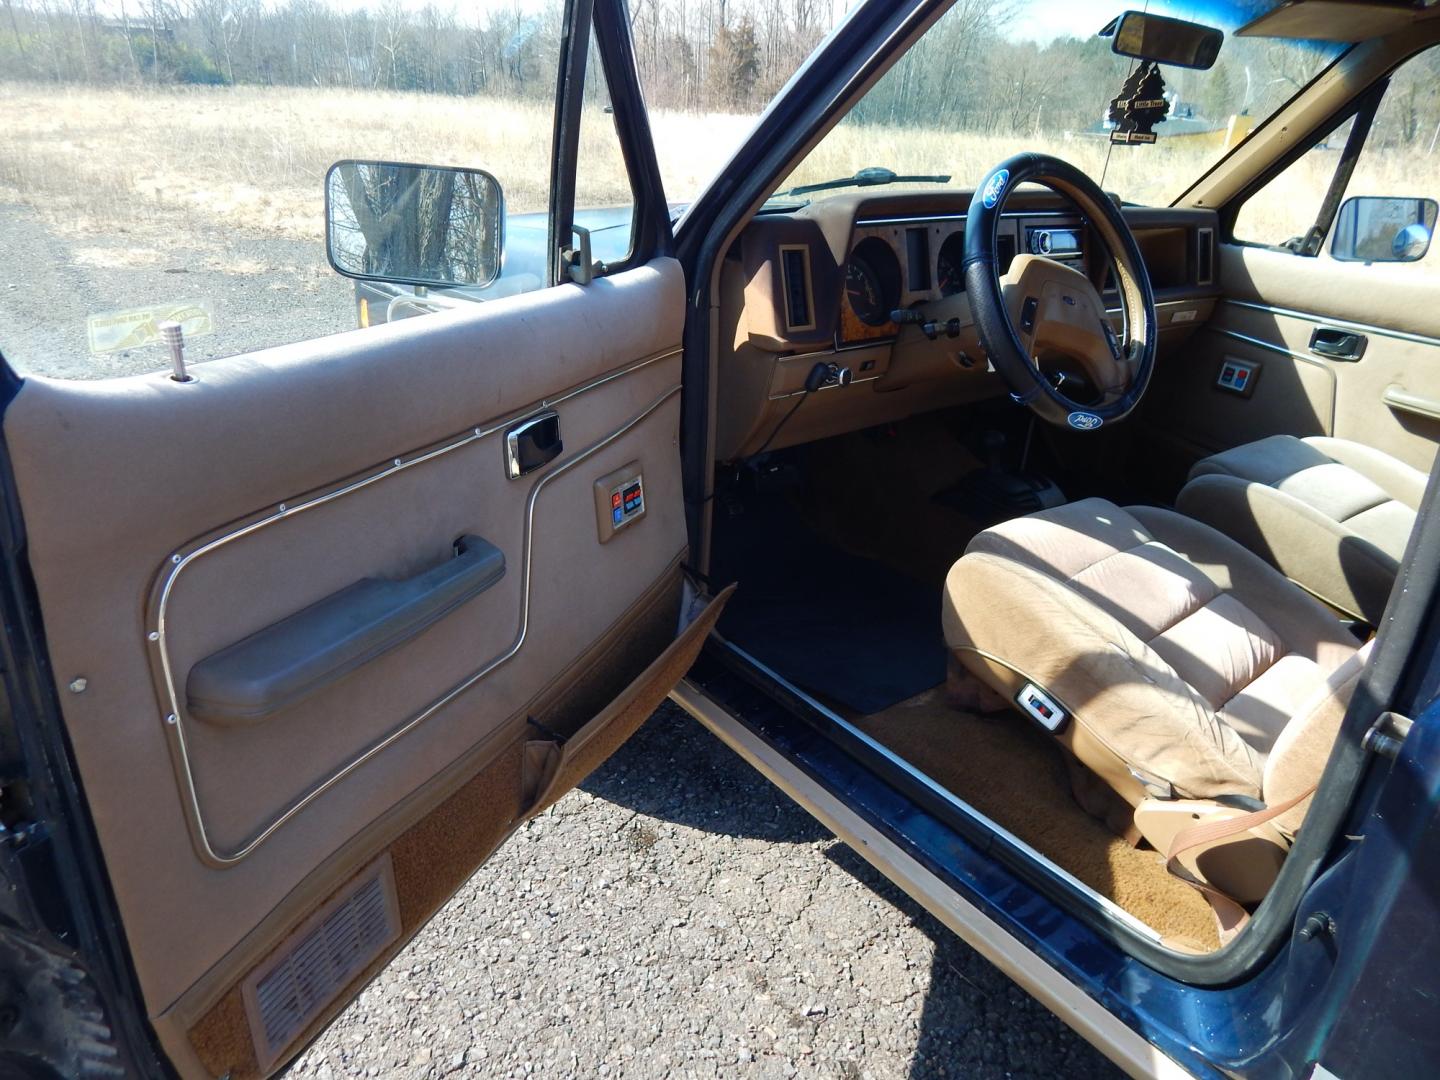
xmin=1145 ymin=244 xmax=1440 ymax=474
xmin=2 ymin=258 xmax=696 ymax=1074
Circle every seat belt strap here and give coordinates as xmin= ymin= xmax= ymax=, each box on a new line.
xmin=1163 ymin=784 xmax=1317 ymax=945
xmin=1166 ymin=784 xmax=1315 ymax=863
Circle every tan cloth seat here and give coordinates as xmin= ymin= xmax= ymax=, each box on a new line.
xmin=1176 ymin=435 xmax=1426 ymax=625
xmin=943 ymin=498 xmax=1361 ymax=836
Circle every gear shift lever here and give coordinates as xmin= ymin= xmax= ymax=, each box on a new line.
xmin=980 ymin=428 xmax=1009 ymax=471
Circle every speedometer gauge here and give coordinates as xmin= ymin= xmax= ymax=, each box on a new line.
xmin=937 ymin=232 xmax=965 ymax=297
xmin=845 ymin=258 xmax=889 ymax=326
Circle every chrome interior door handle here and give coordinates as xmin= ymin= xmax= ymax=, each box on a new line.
xmin=1310 ymin=326 xmax=1367 ymax=361
xmin=505 ymin=410 xmax=563 ymax=478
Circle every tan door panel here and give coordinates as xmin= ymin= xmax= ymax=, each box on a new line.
xmin=1145 ymin=244 xmax=1440 ymax=473
xmin=1217 ymin=301 xmax=1440 ymax=470
xmin=3 ymin=258 xmax=690 ymax=1033
xmin=1148 ymin=308 xmax=1335 ymax=453
xmin=153 ymin=350 xmax=682 ymax=864
xmin=1219 ymin=242 xmax=1440 ymax=340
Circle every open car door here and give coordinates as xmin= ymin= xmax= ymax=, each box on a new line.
xmin=0 ymin=4 xmax=722 ymax=1077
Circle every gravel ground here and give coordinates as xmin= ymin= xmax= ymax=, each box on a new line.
xmin=1 ymin=205 xmax=1122 ymax=1079
xmin=286 ymin=703 xmax=1121 ymax=1080
xmin=0 ymin=200 xmax=354 ymax=380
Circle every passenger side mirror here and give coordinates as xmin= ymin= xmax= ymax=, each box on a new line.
xmin=1104 ymin=11 xmax=1223 ymax=70
xmin=325 ymin=161 xmax=504 ymax=289
xmin=1330 ymin=196 xmax=1437 ymax=263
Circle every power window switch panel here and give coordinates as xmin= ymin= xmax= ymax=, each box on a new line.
xmin=593 ymin=461 xmax=646 ymax=543
xmin=1217 ymin=357 xmax=1259 ymax=397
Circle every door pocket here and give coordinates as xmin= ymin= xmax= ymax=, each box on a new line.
xmin=522 ymin=585 xmax=734 ymax=816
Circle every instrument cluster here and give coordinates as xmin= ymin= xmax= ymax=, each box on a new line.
xmin=837 ymin=212 xmax=1085 ymax=348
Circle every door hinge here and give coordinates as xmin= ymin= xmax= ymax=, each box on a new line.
xmin=1362 ymin=711 xmax=1412 ymax=759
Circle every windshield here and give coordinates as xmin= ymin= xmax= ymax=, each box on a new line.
xmin=777 ymin=0 xmax=1347 ymax=208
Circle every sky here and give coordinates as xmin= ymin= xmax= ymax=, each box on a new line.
xmin=306 ymin=0 xmax=1125 ymax=37
xmin=1004 ymin=1 xmax=1281 ymax=44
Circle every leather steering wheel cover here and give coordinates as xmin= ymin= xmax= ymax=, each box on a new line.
xmin=963 ymin=152 xmax=1157 ymax=428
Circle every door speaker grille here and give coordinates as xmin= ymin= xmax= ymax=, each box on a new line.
xmin=242 ymin=855 xmax=400 ymax=1069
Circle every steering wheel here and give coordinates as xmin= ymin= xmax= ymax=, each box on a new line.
xmin=964 ymin=153 xmax=1157 ymax=431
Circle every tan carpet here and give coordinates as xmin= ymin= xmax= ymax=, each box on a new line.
xmin=856 ymin=688 xmax=1220 ymax=952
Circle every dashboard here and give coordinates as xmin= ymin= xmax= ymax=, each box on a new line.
xmin=838 ymin=208 xmax=1087 ymax=347
xmin=717 ymin=189 xmax=1221 ymax=461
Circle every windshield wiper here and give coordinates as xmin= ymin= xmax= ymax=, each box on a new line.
xmin=777 ymin=166 xmax=951 ymax=198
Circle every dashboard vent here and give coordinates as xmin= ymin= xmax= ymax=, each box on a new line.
xmin=1196 ymin=227 xmax=1214 ymax=286
xmin=243 ymin=856 xmax=400 ymax=1069
xmin=905 ymin=227 xmax=931 ymax=291
xmin=779 ymin=245 xmax=816 ymax=332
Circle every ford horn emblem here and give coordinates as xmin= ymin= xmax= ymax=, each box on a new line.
xmin=980 ymin=168 xmax=1009 ymax=209
xmin=1067 ymin=411 xmax=1104 ymax=431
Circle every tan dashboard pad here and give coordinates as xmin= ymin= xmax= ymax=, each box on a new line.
xmin=718 ymin=192 xmax=1217 ymax=459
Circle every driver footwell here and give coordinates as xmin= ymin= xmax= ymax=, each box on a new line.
xmin=711 ymin=492 xmax=948 ymax=715
xmin=711 ymin=416 xmax=1219 ymax=951
xmin=710 ymin=418 xmax=995 ymax=714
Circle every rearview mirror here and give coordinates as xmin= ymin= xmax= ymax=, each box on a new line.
xmin=1106 ymin=11 xmax=1223 ymax=70
xmin=325 ymin=161 xmax=504 ymax=289
xmin=1330 ymin=196 xmax=1437 ymax=263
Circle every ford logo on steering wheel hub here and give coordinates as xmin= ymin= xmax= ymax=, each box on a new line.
xmin=1066 ymin=411 xmax=1104 ymax=431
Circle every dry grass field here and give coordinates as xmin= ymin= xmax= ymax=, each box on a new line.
xmin=0 ymin=79 xmax=1433 ymax=277
xmin=0 ymin=83 xmax=562 ymax=239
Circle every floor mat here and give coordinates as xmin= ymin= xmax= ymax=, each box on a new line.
xmin=856 ymin=688 xmax=1220 ymax=952
xmin=712 ymin=500 xmax=948 ymax=715
xmin=796 ymin=420 xmax=986 ymax=588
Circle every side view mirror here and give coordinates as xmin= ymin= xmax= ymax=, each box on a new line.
xmin=1330 ymin=196 xmax=1437 ymax=264
xmin=325 ymin=161 xmax=504 ymax=289
xmin=1105 ymin=11 xmax=1223 ymax=70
